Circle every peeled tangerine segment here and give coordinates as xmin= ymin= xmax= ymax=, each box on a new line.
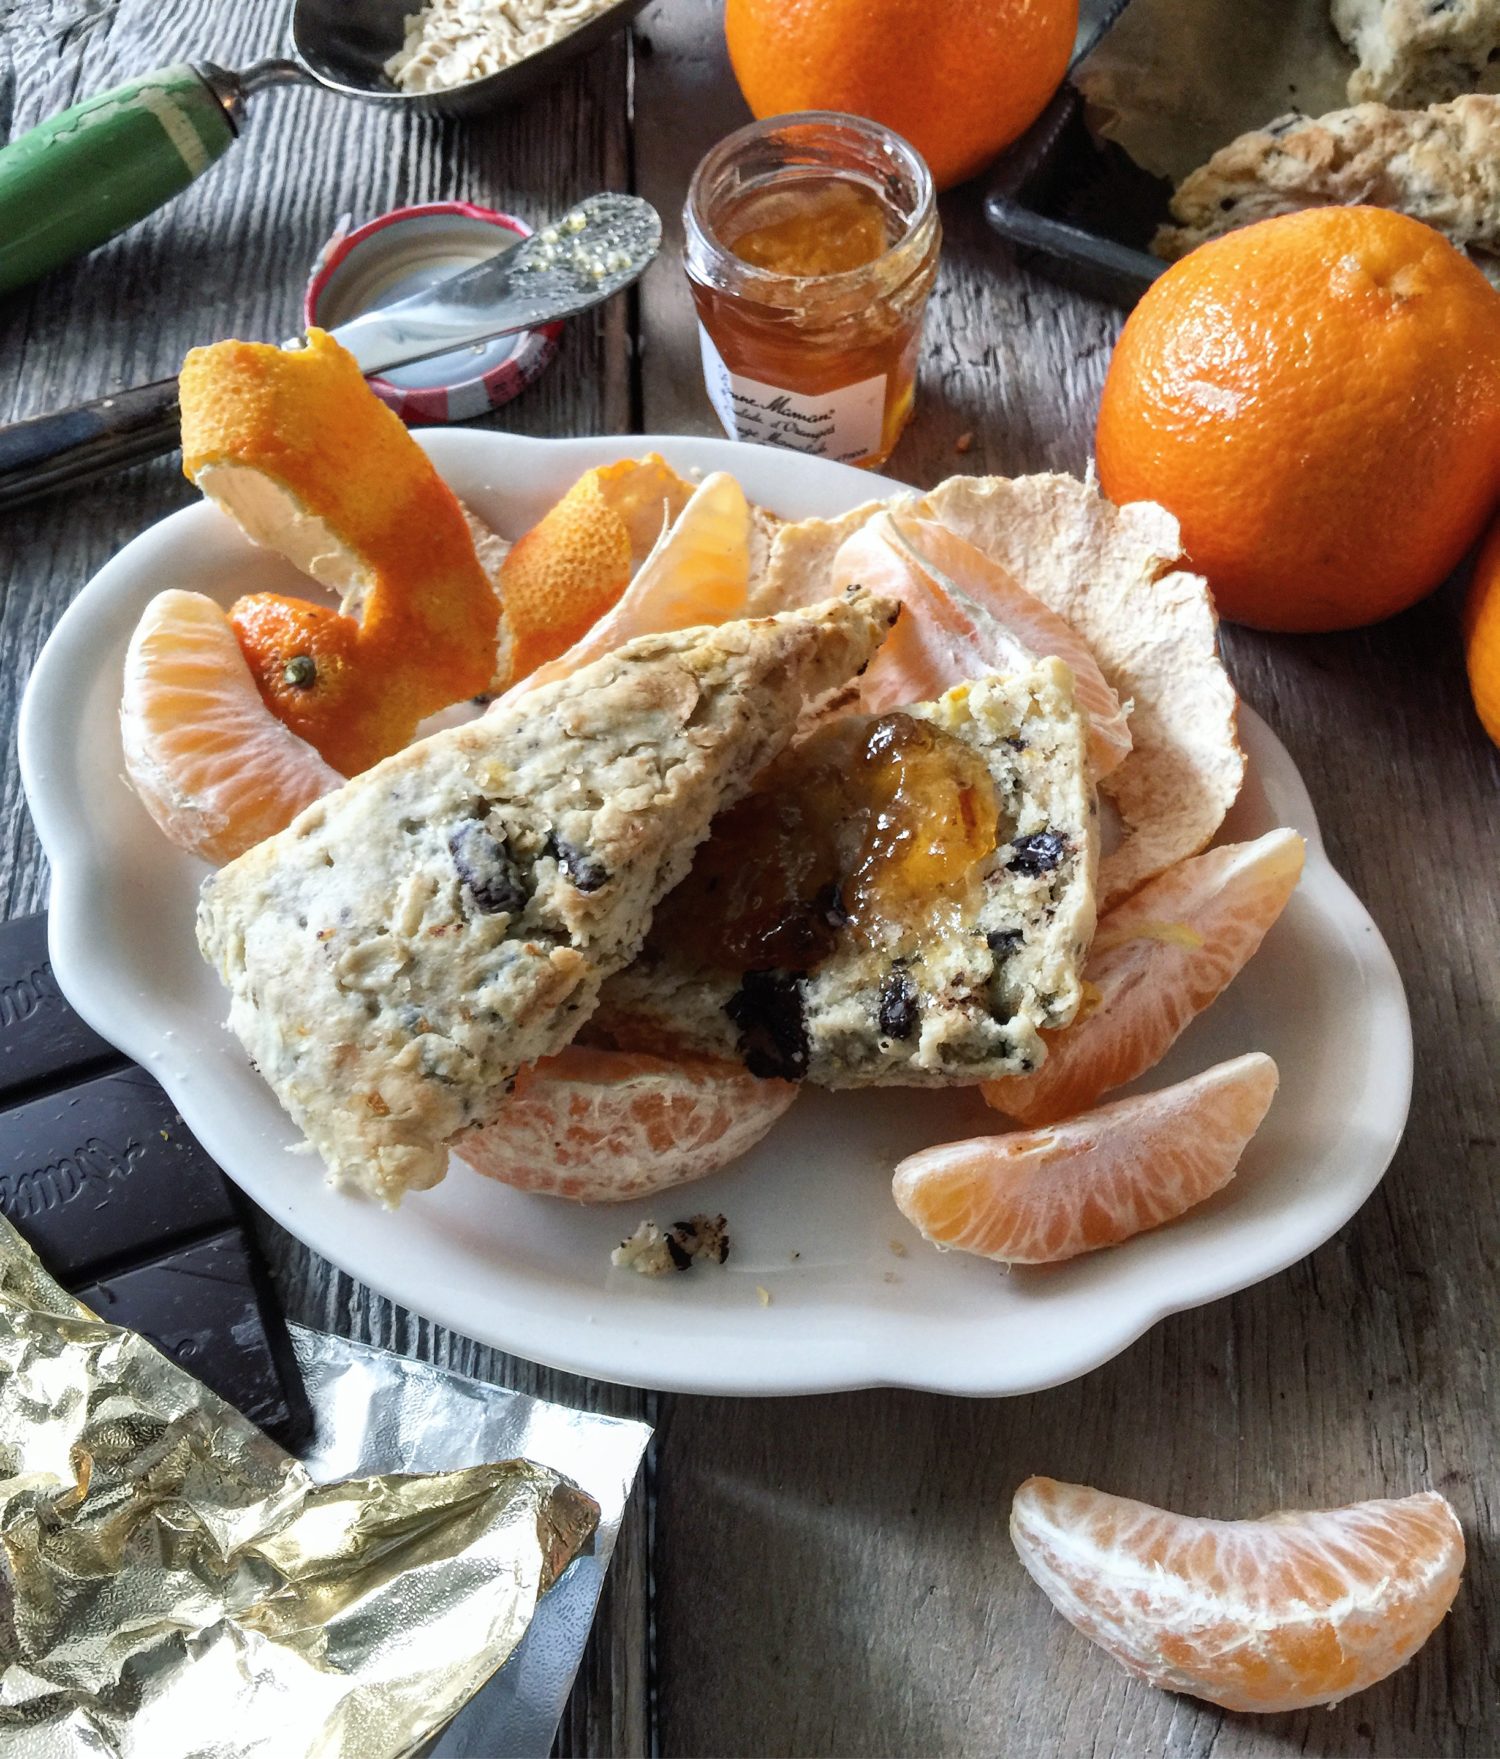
xmin=831 ymin=511 xmax=1133 ymax=777
xmin=120 ymin=589 xmax=341 ymax=864
xmin=497 ymin=455 xmax=695 ymax=684
xmin=1010 ymin=1477 xmax=1465 ymax=1713
xmin=503 ymin=472 xmax=753 ymax=701
xmin=893 ymin=1052 xmax=1278 ymax=1263
xmin=984 ymin=827 xmax=1305 ymax=1126
xmin=452 ymin=1045 xmax=797 ymax=1202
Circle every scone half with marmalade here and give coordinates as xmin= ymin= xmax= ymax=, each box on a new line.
xmin=598 ymin=658 xmax=1097 ymax=1087
xmin=197 ymin=591 xmax=896 ymax=1203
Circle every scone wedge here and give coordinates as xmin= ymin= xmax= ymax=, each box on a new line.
xmin=755 ymin=471 xmax=1243 ymax=911
xmin=598 ymin=659 xmax=1098 ymax=1087
xmin=197 ymin=591 xmax=897 ymax=1203
xmin=1332 ymin=0 xmax=1500 ymax=107
xmin=1153 ymin=95 xmax=1500 ymax=283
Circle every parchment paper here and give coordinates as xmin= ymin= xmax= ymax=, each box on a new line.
xmin=1073 ymin=0 xmax=1358 ymax=181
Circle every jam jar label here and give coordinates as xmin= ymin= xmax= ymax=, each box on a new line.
xmin=698 ymin=326 xmax=885 ymax=464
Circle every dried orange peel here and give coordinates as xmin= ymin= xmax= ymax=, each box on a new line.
xmin=497 ymin=454 xmax=694 ymax=685
xmin=179 ymin=329 xmax=500 ymax=773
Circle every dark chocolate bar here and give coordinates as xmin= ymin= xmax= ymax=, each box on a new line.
xmin=0 ymin=1065 xmax=238 ymax=1284
xmin=77 ymin=1229 xmax=310 ymax=1442
xmin=0 ymin=912 xmax=122 ymax=1104
xmin=0 ymin=930 xmax=311 ymax=1449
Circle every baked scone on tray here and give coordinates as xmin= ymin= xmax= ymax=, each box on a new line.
xmin=597 ymin=659 xmax=1097 ymax=1087
xmin=196 ymin=590 xmax=896 ymax=1204
xmin=1153 ymin=94 xmax=1500 ymax=283
xmin=1332 ymin=0 xmax=1500 ymax=107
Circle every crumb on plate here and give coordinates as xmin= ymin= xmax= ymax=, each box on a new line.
xmin=611 ymin=1213 xmax=731 ymax=1276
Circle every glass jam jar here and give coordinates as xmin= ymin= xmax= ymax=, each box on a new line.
xmin=684 ymin=111 xmax=940 ymax=470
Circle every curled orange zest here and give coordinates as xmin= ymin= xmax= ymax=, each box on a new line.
xmin=180 ymin=329 xmax=500 ymax=773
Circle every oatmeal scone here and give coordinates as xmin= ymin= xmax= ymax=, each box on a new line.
xmin=1332 ymin=0 xmax=1500 ymax=106
xmin=1154 ymin=94 xmax=1500 ymax=280
xmin=598 ymin=660 xmax=1097 ymax=1088
xmin=197 ymin=591 xmax=897 ymax=1203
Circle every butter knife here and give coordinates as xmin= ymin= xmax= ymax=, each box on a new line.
xmin=0 ymin=193 xmax=659 ymax=511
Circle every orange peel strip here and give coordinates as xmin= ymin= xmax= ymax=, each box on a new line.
xmin=180 ymin=329 xmax=500 ymax=771
xmin=497 ymin=455 xmax=694 ymax=685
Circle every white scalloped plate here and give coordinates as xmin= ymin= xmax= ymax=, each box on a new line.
xmin=18 ymin=431 xmax=1412 ymax=1396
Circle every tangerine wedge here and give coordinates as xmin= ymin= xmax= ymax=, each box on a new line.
xmin=834 ymin=511 xmax=1132 ymax=776
xmin=121 ymin=590 xmax=341 ymax=864
xmin=503 ymin=472 xmax=754 ymax=701
xmin=984 ymin=828 xmax=1304 ymax=1125
xmin=1011 ymin=1477 xmax=1465 ymax=1712
xmin=894 ymin=1052 xmax=1277 ymax=1263
xmin=498 ymin=455 xmax=694 ymax=684
xmin=453 ymin=1045 xmax=796 ymax=1201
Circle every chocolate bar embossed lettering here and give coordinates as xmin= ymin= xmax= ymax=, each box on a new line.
xmin=0 ymin=1133 xmax=145 ymax=1219
xmin=0 ymin=957 xmax=56 ymax=1027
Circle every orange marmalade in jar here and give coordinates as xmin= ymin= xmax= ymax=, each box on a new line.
xmin=684 ymin=111 xmax=940 ymax=470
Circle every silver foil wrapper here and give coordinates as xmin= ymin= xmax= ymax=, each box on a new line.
xmin=291 ymin=1327 xmax=650 ymax=1758
xmin=0 ymin=1215 xmax=649 ymax=1758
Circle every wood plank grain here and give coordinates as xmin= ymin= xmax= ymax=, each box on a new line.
xmin=0 ymin=5 xmax=648 ymax=1754
xmin=632 ymin=3 xmax=1500 ymax=1755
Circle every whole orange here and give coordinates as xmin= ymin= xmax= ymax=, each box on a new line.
xmin=1095 ymin=207 xmax=1500 ymax=632
xmin=724 ymin=0 xmax=1077 ymax=193
xmin=1464 ymin=511 xmax=1500 ymax=745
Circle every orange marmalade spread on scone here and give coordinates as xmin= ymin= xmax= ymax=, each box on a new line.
xmin=652 ymin=712 xmax=1000 ymax=977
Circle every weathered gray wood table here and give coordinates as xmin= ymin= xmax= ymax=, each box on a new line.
xmin=2 ymin=2 xmax=1496 ymax=1753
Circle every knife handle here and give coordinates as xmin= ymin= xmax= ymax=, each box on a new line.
xmin=0 ymin=379 xmax=182 ymax=511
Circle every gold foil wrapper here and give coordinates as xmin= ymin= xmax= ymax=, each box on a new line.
xmin=0 ymin=1215 xmax=598 ymax=1758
